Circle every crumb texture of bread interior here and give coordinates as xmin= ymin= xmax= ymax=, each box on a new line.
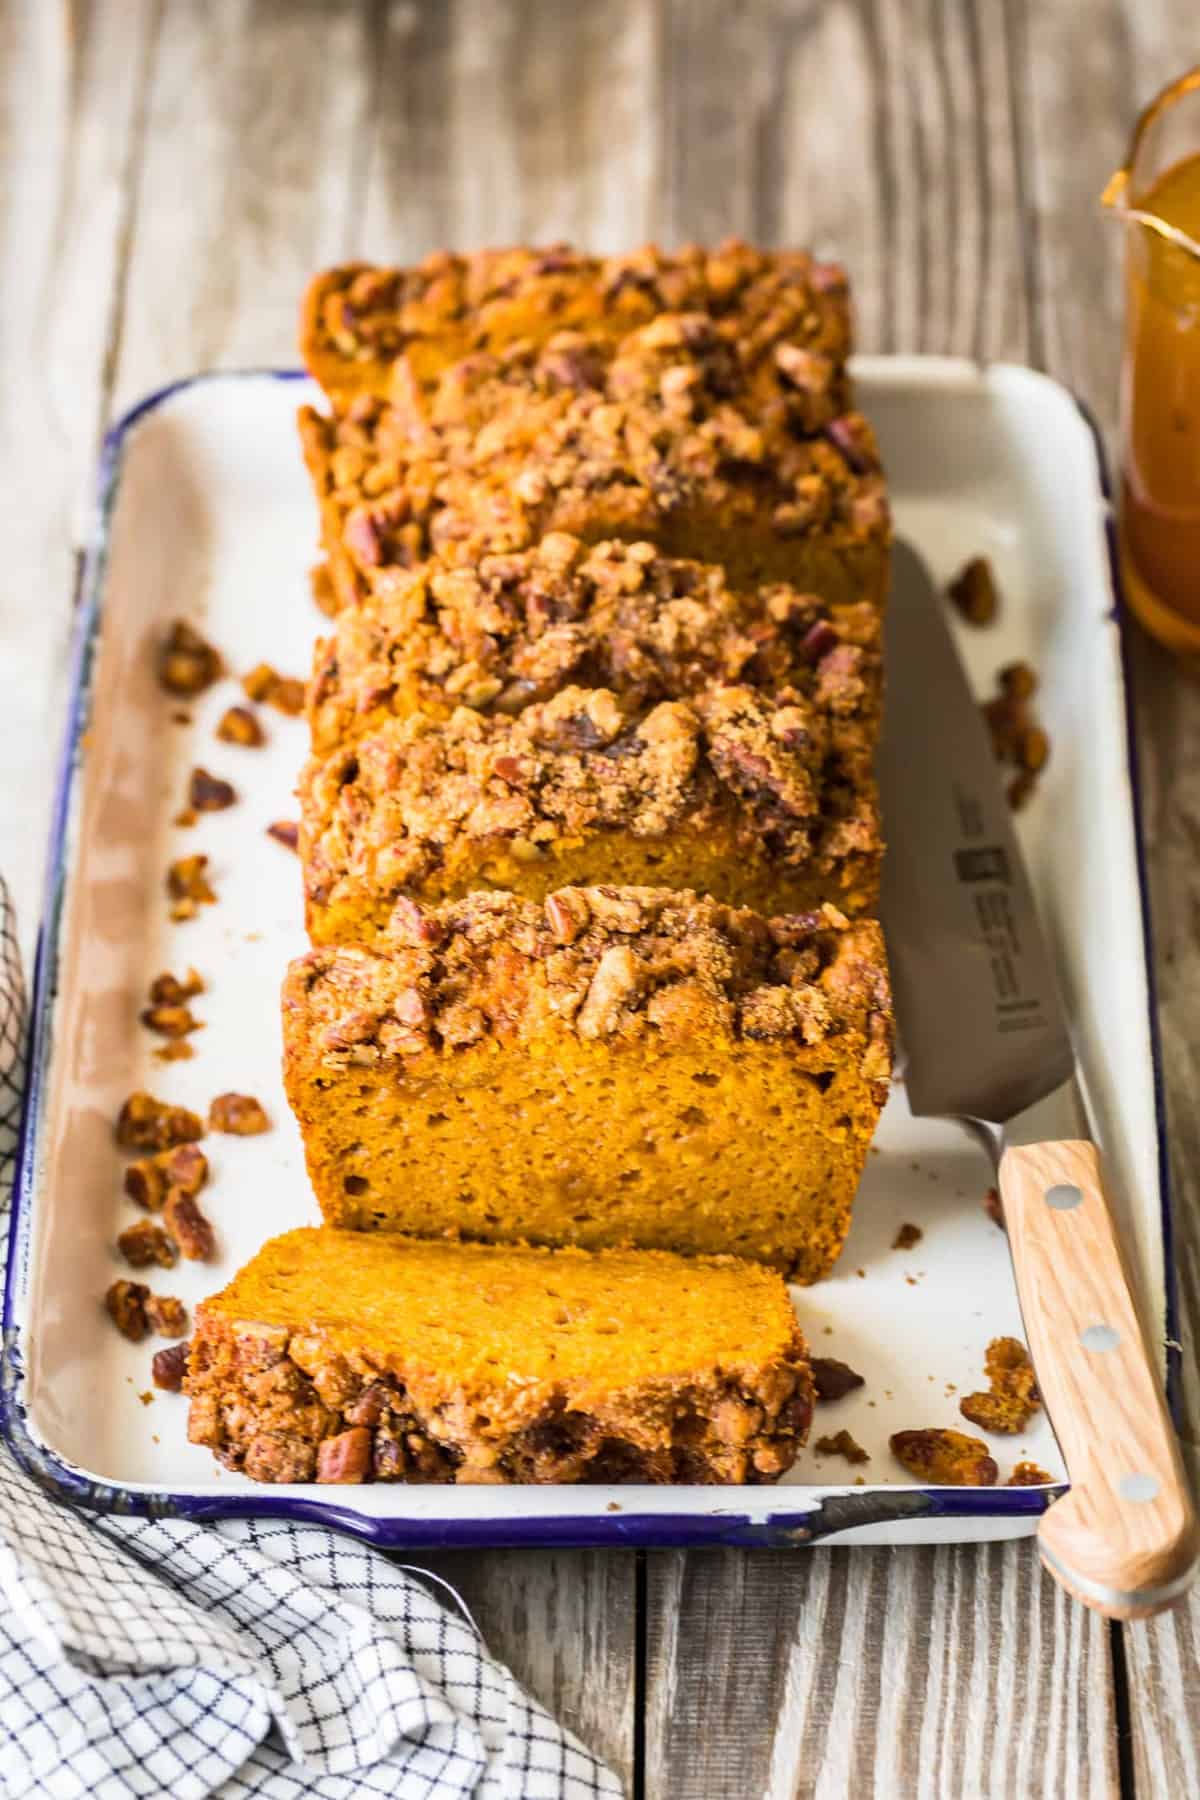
xmin=186 ymin=1227 xmax=813 ymax=1485
xmin=282 ymin=887 xmax=893 ymax=1283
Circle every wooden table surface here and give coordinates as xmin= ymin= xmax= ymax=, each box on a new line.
xmin=5 ymin=3 xmax=1200 ymax=1794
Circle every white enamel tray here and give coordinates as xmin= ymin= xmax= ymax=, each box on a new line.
xmin=2 ymin=357 xmax=1171 ymax=1549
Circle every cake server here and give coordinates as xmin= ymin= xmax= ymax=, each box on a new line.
xmin=878 ymin=540 xmax=1197 ymax=1619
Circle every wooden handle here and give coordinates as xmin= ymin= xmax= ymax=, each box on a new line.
xmin=999 ymin=1139 xmax=1198 ymax=1618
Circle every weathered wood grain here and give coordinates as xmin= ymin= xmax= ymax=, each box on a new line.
xmin=360 ymin=0 xmax=660 ymax=256
xmin=111 ymin=0 xmax=375 ymax=408
xmin=647 ymin=1544 xmax=1119 ymax=1799
xmin=0 ymin=0 xmax=158 ymax=960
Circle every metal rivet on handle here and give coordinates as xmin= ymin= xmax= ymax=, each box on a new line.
xmin=1119 ymin=1473 xmax=1160 ymax=1504
xmin=1080 ymin=1324 xmax=1121 ymax=1353
xmin=1045 ymin=1184 xmax=1083 ymax=1211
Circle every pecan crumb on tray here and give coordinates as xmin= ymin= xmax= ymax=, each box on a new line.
xmin=1008 ymin=1460 xmax=1053 ymax=1487
xmin=890 ymin=1428 xmax=998 ymax=1485
xmin=155 ymin=1042 xmax=196 ymax=1063
xmin=163 ymin=1189 xmax=216 ymax=1262
xmin=267 ymin=819 xmax=300 ymax=852
xmin=152 ymin=1340 xmax=190 ymax=1390
xmin=892 ymin=1221 xmax=922 ymax=1250
xmin=145 ymin=1293 xmax=189 ymax=1338
xmin=158 ymin=620 xmax=223 ymax=696
xmin=814 ymin=1429 xmax=870 ymax=1465
xmin=241 ymin=662 xmax=305 ymax=715
xmin=140 ymin=1001 xmax=202 ymax=1038
xmin=947 ymin=556 xmax=999 ymax=626
xmin=811 ymin=1356 xmax=865 ymax=1403
xmin=209 ymin=1092 xmax=270 ymax=1135
xmin=105 ymin=1279 xmax=150 ymax=1342
xmin=125 ymin=1142 xmax=209 ymax=1210
xmin=150 ymin=968 xmax=205 ymax=1004
xmin=217 ymin=703 xmax=266 ymax=747
xmin=189 ymin=767 xmax=237 ymax=812
xmin=117 ymin=1221 xmax=177 ymax=1270
xmin=959 ymin=1336 xmax=1040 ymax=1435
xmin=983 ymin=1186 xmax=1005 ymax=1230
xmin=167 ymin=854 xmax=217 ymax=920
xmin=116 ymin=1093 xmax=205 ymax=1152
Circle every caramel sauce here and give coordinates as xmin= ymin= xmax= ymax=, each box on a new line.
xmin=1120 ymin=153 xmax=1200 ymax=630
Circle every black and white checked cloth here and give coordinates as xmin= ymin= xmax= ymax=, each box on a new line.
xmin=0 ymin=882 xmax=622 ymax=1800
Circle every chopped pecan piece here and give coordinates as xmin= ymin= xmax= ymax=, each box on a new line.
xmin=189 ymin=767 xmax=237 ymax=811
xmin=947 ymin=557 xmax=999 ymax=626
xmin=981 ymin=659 xmax=1049 ymax=808
xmin=316 ymin=1426 xmax=373 ymax=1484
xmin=155 ymin=1041 xmax=195 ymax=1063
xmin=208 ymin=1091 xmax=270 ymax=1135
xmin=116 ymin=1092 xmax=205 ymax=1152
xmin=983 ymin=1186 xmax=1004 ymax=1230
xmin=890 ymin=1428 xmax=998 ymax=1485
xmin=814 ymin=1429 xmax=869 ymax=1465
xmin=241 ymin=663 xmax=305 ymax=715
xmin=167 ymin=854 xmax=216 ymax=920
xmin=810 ymin=1357 xmax=865 ymax=1404
xmin=150 ymin=968 xmax=205 ymax=1005
xmin=1008 ymin=1460 xmax=1053 ymax=1487
xmin=145 ymin=1293 xmax=188 ymax=1338
xmin=163 ymin=1189 xmax=216 ymax=1261
xmin=125 ymin=1143 xmax=209 ymax=1209
xmin=267 ymin=819 xmax=299 ymax=852
xmin=892 ymin=1221 xmax=923 ymax=1251
xmin=117 ymin=1220 xmax=177 ymax=1269
xmin=960 ymin=1336 xmax=1040 ymax=1435
xmin=105 ymin=1279 xmax=150 ymax=1342
xmin=216 ymin=704 xmax=266 ymax=747
xmin=158 ymin=620 xmax=223 ymax=696
xmin=152 ymin=1340 xmax=190 ymax=1390
xmin=140 ymin=1002 xmax=202 ymax=1038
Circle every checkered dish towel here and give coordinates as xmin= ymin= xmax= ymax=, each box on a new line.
xmin=0 ymin=882 xmax=622 ymax=1800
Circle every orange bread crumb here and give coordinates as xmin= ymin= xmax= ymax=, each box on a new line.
xmin=186 ymin=1228 xmax=814 ymax=1485
xmin=281 ymin=887 xmax=893 ymax=1283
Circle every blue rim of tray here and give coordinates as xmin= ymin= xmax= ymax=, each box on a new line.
xmin=2 ymin=362 xmax=1166 ymax=1546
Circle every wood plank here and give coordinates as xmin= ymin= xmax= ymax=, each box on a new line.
xmin=643 ymin=3 xmax=1120 ymax=1792
xmin=0 ymin=0 xmax=158 ymax=959
xmin=647 ymin=1544 xmax=1118 ymax=1799
xmin=110 ymin=0 xmax=374 ymax=408
xmin=360 ymin=0 xmax=660 ymax=255
xmin=1022 ymin=0 xmax=1200 ymax=1786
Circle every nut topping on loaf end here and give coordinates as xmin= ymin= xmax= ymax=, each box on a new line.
xmin=185 ymin=1228 xmax=814 ymax=1484
xmin=300 ymin=240 xmax=853 ymax=406
xmin=282 ymin=888 xmax=893 ymax=1282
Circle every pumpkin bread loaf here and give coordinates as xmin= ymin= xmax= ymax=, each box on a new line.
xmin=307 ymin=532 xmax=882 ymax=754
xmin=281 ymin=887 xmax=893 ymax=1283
xmin=185 ymin=1227 xmax=814 ymax=1485
xmin=297 ymin=320 xmax=887 ymax=612
xmin=301 ymin=239 xmax=853 ymax=406
xmin=299 ymin=681 xmax=883 ymax=942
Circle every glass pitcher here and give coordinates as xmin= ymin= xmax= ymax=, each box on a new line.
xmin=1103 ymin=66 xmax=1200 ymax=661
